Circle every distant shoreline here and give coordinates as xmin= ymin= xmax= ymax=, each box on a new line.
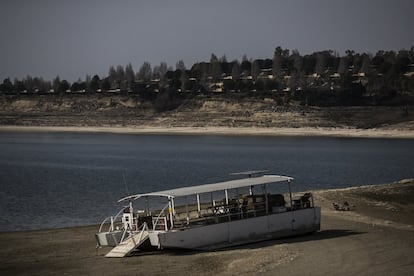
xmin=1 ymin=125 xmax=414 ymax=139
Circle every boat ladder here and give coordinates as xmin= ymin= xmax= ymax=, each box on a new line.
xmin=105 ymin=223 xmax=149 ymax=258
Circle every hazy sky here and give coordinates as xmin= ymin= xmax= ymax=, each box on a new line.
xmin=1 ymin=0 xmax=413 ymax=82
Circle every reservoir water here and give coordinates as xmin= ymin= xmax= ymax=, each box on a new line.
xmin=0 ymin=131 xmax=413 ymax=231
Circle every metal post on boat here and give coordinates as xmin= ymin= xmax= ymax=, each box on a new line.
xmin=235 ymin=188 xmax=242 ymax=219
xmin=145 ymin=196 xmax=150 ymax=216
xmin=171 ymin=197 xmax=176 ymax=215
xmin=264 ymin=184 xmax=269 ymax=215
xmin=185 ymin=196 xmax=189 ymax=225
xmin=129 ymin=201 xmax=134 ymax=230
xmin=288 ymin=179 xmax=295 ymax=229
xmin=311 ymin=193 xmax=314 ymax=208
xmin=288 ymin=179 xmax=293 ymax=210
xmin=224 ymin=189 xmax=230 ymax=222
xmin=311 ymin=193 xmax=317 ymax=221
xmin=168 ymin=197 xmax=174 ymax=229
xmin=196 ymin=194 xmax=201 ymax=214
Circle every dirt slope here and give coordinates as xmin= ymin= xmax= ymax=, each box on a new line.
xmin=1 ymin=95 xmax=414 ymax=130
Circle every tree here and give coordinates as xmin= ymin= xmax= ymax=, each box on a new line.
xmin=241 ymin=60 xmax=251 ymax=73
xmin=395 ymin=54 xmax=410 ymax=74
xmin=154 ymin=89 xmax=182 ymax=112
xmin=85 ymin=74 xmax=91 ymax=88
xmin=337 ymin=57 xmax=348 ymax=74
xmin=359 ymin=54 xmax=371 ymax=73
xmin=231 ymin=61 xmax=241 ymax=80
xmin=288 ymin=72 xmax=298 ymax=93
xmin=210 ymin=53 xmax=218 ymax=63
xmin=125 ymin=63 xmax=135 ymax=91
xmin=255 ymin=80 xmax=265 ymax=91
xmin=59 ymin=80 xmax=70 ymax=93
xmin=153 ymin=62 xmax=168 ymax=88
xmin=223 ymin=79 xmax=235 ymax=91
xmin=272 ymin=49 xmax=283 ymax=81
xmin=23 ymin=76 xmax=33 ymax=93
xmin=292 ymin=50 xmax=303 ymax=73
xmin=180 ymin=70 xmax=188 ymax=92
xmin=78 ymin=81 xmax=87 ymax=92
xmin=190 ymin=62 xmax=209 ymax=83
xmin=0 ymin=78 xmax=13 ymax=93
xmin=89 ymin=75 xmax=100 ymax=92
xmin=53 ymin=75 xmax=61 ymax=94
xmin=101 ymin=78 xmax=111 ymax=91
xmin=108 ymin=66 xmax=117 ymax=83
xmin=70 ymin=82 xmax=80 ymax=92
xmin=219 ymin=55 xmax=227 ymax=63
xmin=44 ymin=80 xmax=52 ymax=92
xmin=211 ymin=60 xmax=222 ymax=80
xmin=251 ymin=60 xmax=261 ymax=80
xmin=116 ymin=65 xmax=125 ymax=81
xmin=136 ymin=62 xmax=152 ymax=82
xmin=14 ymin=79 xmax=26 ymax=93
xmin=235 ymin=80 xmax=246 ymax=92
xmin=176 ymin=60 xmax=186 ymax=72
xmin=314 ymin=52 xmax=326 ymax=75
xmin=168 ymin=78 xmax=181 ymax=91
xmin=245 ymin=80 xmax=255 ymax=92
xmin=265 ymin=79 xmax=278 ymax=91
xmin=158 ymin=62 xmax=168 ymax=80
xmin=303 ymin=55 xmax=316 ymax=75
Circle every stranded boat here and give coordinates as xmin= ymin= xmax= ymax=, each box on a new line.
xmin=95 ymin=172 xmax=321 ymax=257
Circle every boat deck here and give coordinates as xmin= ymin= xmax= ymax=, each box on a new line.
xmin=160 ymin=192 xmax=314 ymax=229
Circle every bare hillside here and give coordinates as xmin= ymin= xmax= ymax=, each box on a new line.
xmin=1 ymin=95 xmax=413 ymax=130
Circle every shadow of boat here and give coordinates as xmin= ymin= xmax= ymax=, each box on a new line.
xmin=130 ymin=229 xmax=365 ymax=256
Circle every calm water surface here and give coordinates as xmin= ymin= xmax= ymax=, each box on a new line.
xmin=0 ymin=132 xmax=413 ymax=231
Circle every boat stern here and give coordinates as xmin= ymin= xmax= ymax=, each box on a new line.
xmin=95 ymin=231 xmax=123 ymax=247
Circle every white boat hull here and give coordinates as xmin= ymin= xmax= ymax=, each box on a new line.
xmin=95 ymin=231 xmax=123 ymax=247
xmin=157 ymin=207 xmax=321 ymax=250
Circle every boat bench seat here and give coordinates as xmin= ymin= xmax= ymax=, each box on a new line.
xmin=293 ymin=193 xmax=312 ymax=209
xmin=174 ymin=210 xmax=200 ymax=221
xmin=174 ymin=207 xmax=215 ymax=222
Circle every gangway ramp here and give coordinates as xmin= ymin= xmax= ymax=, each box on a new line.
xmin=105 ymin=231 xmax=149 ymax=258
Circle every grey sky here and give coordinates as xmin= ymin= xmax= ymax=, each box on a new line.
xmin=1 ymin=0 xmax=413 ymax=82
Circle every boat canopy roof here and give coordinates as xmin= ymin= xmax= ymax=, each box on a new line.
xmin=118 ymin=175 xmax=293 ymax=202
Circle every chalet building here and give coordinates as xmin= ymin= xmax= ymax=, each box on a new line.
xmin=208 ymin=82 xmax=224 ymax=93
xmin=329 ymin=73 xmax=341 ymax=79
xmin=404 ymin=64 xmax=414 ymax=78
xmin=352 ymin=72 xmax=368 ymax=85
xmin=257 ymin=68 xmax=274 ymax=80
xmin=239 ymin=72 xmax=253 ymax=80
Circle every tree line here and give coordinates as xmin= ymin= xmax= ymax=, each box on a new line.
xmin=1 ymin=47 xmax=414 ymax=107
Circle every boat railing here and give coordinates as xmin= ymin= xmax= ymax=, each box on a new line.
xmin=119 ymin=219 xmax=149 ymax=244
xmin=98 ymin=207 xmax=127 ymax=233
xmin=291 ymin=192 xmax=314 ymax=210
xmin=152 ymin=203 xmax=170 ymax=231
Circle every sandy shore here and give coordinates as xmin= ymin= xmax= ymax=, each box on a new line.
xmin=1 ymin=180 xmax=413 ymax=275
xmin=1 ymin=125 xmax=414 ymax=138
